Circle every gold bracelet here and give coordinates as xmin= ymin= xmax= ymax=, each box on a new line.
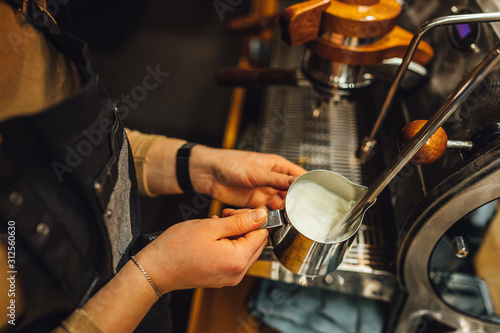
xmin=130 ymin=255 xmax=162 ymax=298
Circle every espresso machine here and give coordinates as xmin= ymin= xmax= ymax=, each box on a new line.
xmin=203 ymin=0 xmax=500 ymax=332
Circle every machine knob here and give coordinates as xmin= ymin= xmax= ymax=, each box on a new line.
xmin=398 ymin=120 xmax=448 ymax=165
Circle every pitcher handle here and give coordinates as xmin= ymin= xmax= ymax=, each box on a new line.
xmin=259 ymin=210 xmax=285 ymax=229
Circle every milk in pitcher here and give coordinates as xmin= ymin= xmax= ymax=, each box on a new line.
xmin=286 ymin=180 xmax=354 ymax=242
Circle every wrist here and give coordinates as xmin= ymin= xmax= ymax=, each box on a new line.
xmin=82 ymin=258 xmax=159 ymax=332
xmin=146 ymin=138 xmax=186 ymax=195
xmin=134 ymin=245 xmax=174 ymax=295
xmin=189 ymin=145 xmax=218 ymax=195
xmin=130 ymin=256 xmax=162 ymax=298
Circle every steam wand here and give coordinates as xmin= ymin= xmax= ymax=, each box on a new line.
xmin=328 ymin=38 xmax=500 ymax=241
xmin=358 ymin=12 xmax=500 ymax=163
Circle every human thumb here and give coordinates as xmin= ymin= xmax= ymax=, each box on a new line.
xmin=217 ymin=208 xmax=267 ymax=238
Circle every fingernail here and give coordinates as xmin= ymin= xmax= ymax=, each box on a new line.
xmin=250 ymin=208 xmax=267 ymax=222
xmin=288 ymin=177 xmax=295 ymax=185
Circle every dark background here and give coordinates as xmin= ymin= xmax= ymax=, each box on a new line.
xmin=67 ymin=0 xmax=252 ymax=331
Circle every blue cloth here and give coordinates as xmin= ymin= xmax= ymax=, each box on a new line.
xmin=249 ymin=280 xmax=387 ymax=333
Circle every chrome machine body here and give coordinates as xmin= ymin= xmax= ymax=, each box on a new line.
xmin=244 ymin=0 xmax=500 ymax=331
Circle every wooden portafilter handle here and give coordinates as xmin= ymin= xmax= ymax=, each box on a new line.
xmin=398 ymin=120 xmax=448 ymax=165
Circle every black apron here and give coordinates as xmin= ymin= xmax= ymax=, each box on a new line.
xmin=0 ymin=1 xmax=170 ymax=331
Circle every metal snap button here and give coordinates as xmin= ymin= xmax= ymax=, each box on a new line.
xmin=9 ymin=191 xmax=23 ymax=205
xmin=36 ymin=222 xmax=50 ymax=236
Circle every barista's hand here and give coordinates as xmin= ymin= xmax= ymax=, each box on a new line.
xmin=135 ymin=209 xmax=269 ymax=293
xmin=81 ymin=209 xmax=268 ymax=333
xmin=144 ymin=138 xmax=305 ymax=208
xmin=189 ymin=146 xmax=306 ymax=209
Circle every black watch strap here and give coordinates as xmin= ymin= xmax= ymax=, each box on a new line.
xmin=176 ymin=142 xmax=197 ymax=193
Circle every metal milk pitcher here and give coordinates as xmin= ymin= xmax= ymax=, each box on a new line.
xmin=260 ymin=170 xmax=375 ymax=277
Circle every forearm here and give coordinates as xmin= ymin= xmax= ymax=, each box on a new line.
xmin=145 ymin=136 xmax=188 ymax=195
xmin=51 ymin=309 xmax=106 ymax=333
xmin=126 ymin=129 xmax=166 ymax=196
xmin=126 ymin=129 xmax=230 ymax=198
xmin=145 ymin=137 xmax=217 ymax=196
xmin=82 ymin=210 xmax=269 ymax=333
xmin=5 ymin=211 xmax=268 ymax=332
xmin=142 ymin=134 xmax=306 ymax=206
xmin=126 ymin=128 xmax=197 ymax=196
xmin=81 ymin=258 xmax=160 ymax=333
